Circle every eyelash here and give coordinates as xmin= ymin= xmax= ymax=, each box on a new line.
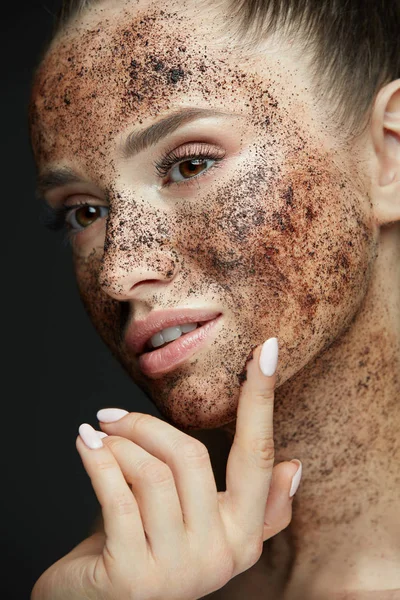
xmin=42 ymin=142 xmax=226 ymax=244
xmin=40 ymin=201 xmax=99 ymax=246
xmin=153 ymin=142 xmax=225 ymax=184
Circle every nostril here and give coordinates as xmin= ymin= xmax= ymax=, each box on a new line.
xmin=99 ymin=252 xmax=179 ymax=299
xmin=129 ymin=278 xmax=166 ymax=292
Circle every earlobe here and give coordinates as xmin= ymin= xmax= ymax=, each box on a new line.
xmin=370 ymin=79 xmax=400 ymax=225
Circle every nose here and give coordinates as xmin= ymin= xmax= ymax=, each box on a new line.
xmin=98 ymin=204 xmax=179 ymax=302
xmin=99 ymin=250 xmax=179 ymax=301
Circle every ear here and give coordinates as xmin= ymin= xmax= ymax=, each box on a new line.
xmin=370 ymin=79 xmax=400 ymax=226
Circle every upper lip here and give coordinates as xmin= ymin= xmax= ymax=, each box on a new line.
xmin=124 ymin=308 xmax=222 ymax=355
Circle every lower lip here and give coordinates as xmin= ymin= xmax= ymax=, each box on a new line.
xmin=138 ymin=315 xmax=222 ymax=378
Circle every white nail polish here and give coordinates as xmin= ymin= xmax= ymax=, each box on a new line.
xmin=78 ymin=423 xmax=104 ymax=449
xmin=259 ymin=337 xmax=279 ymax=376
xmin=97 ymin=408 xmax=129 ymax=422
xmin=289 ymin=459 xmax=303 ymax=497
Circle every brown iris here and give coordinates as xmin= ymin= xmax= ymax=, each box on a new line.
xmin=75 ymin=206 xmax=101 ymax=228
xmin=178 ymin=158 xmax=207 ymax=179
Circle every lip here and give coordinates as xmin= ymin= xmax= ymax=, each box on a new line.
xmin=124 ymin=308 xmax=223 ymax=356
xmin=137 ymin=314 xmax=223 ymax=378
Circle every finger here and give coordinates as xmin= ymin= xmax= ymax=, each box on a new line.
xmin=97 ymin=412 xmax=221 ymax=541
xmin=262 ymin=460 xmax=302 ymax=540
xmin=99 ymin=433 xmax=187 ymax=563
xmin=76 ymin=424 xmax=147 ymax=566
xmin=222 ymin=337 xmax=278 ymax=541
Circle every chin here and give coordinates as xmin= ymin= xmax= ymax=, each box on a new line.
xmin=146 ymin=367 xmax=242 ymax=431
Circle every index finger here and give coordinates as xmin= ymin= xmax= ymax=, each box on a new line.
xmin=222 ymin=337 xmax=279 ymax=540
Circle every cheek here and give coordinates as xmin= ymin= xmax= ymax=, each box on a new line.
xmin=73 ymin=249 xmax=158 ymax=398
xmin=69 ymin=218 xmax=107 ymax=259
xmin=73 ymin=250 xmax=121 ymax=353
xmin=179 ymin=150 xmax=375 ymax=366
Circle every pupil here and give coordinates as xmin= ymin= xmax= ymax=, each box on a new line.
xmin=179 ymin=159 xmax=206 ymax=178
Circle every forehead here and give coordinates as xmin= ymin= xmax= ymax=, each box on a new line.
xmin=29 ymin=0 xmax=309 ymax=179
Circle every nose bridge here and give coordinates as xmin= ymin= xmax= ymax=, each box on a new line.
xmin=98 ymin=195 xmax=178 ymax=299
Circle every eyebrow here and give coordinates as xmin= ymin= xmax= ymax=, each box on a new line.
xmin=35 ymin=107 xmax=239 ymax=199
xmin=120 ymin=107 xmax=237 ymax=159
xmin=35 ymin=167 xmax=85 ymax=199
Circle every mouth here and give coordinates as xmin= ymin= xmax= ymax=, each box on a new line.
xmin=138 ymin=315 xmax=223 ymax=378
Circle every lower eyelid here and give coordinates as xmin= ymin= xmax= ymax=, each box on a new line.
xmin=65 ymin=156 xmax=223 ymax=229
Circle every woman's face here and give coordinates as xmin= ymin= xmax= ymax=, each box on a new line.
xmin=30 ymin=0 xmax=377 ymax=430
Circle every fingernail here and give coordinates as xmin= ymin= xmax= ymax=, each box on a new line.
xmin=79 ymin=423 xmax=104 ymax=449
xmin=96 ymin=431 xmax=109 ymax=439
xmin=259 ymin=337 xmax=279 ymax=376
xmin=289 ymin=459 xmax=302 ymax=497
xmin=97 ymin=408 xmax=129 ymax=423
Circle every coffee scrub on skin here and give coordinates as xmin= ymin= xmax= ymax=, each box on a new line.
xmin=30 ymin=0 xmax=400 ymax=598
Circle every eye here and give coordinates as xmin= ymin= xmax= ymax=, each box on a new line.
xmin=169 ymin=158 xmax=215 ymax=183
xmin=66 ymin=205 xmax=109 ymax=231
xmin=153 ymin=143 xmax=226 ymax=187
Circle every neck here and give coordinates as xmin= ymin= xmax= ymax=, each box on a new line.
xmin=222 ymin=223 xmax=400 ymax=597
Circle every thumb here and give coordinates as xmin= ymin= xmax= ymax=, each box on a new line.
xmin=263 ymin=459 xmax=303 ymax=540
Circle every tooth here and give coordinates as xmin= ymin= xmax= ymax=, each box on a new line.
xmin=150 ymin=331 xmax=165 ymax=348
xmin=181 ymin=322 xmax=198 ymax=333
xmin=162 ymin=326 xmax=183 ymax=343
xmin=149 ymin=323 xmax=200 ymax=350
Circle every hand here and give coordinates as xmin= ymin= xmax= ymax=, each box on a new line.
xmin=32 ymin=338 xmax=302 ymax=600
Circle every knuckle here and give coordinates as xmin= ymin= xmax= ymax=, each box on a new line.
xmin=137 ymin=460 xmax=173 ymax=485
xmin=109 ymin=493 xmax=136 ymax=516
xmin=250 ymin=437 xmax=275 ymax=469
xmin=180 ymin=439 xmax=210 ymax=463
xmin=254 ymin=390 xmax=275 ymax=404
xmin=245 ymin=537 xmax=264 ymax=567
xmin=233 ymin=534 xmax=264 ymax=573
xmin=105 ymin=437 xmax=125 ymax=452
xmin=129 ymin=412 xmax=155 ymax=435
xmin=263 ymin=514 xmax=274 ymax=534
xmin=96 ymin=459 xmax=117 ymax=473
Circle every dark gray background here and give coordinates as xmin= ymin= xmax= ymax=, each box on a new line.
xmin=2 ymin=3 xmax=230 ymax=598
xmin=2 ymin=2 xmax=163 ymax=597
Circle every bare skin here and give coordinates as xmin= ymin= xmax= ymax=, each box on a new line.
xmin=30 ymin=0 xmax=400 ymax=597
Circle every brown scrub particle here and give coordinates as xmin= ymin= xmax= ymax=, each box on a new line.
xmin=30 ymin=3 xmax=400 ymax=588
xmin=169 ymin=67 xmax=184 ymax=83
xmin=283 ymin=184 xmax=294 ymax=207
